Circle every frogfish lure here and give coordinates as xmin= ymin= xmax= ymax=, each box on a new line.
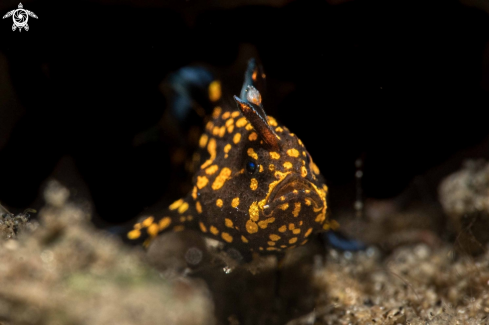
xmin=127 ymin=58 xmax=334 ymax=255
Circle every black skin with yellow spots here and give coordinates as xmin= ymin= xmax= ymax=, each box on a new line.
xmin=127 ymin=59 xmax=335 ymax=255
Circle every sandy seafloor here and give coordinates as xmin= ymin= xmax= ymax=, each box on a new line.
xmin=1 ymin=161 xmax=489 ymax=325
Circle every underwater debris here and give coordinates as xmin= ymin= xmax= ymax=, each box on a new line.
xmin=309 ymin=245 xmax=489 ymax=325
xmin=439 ymin=159 xmax=489 ymax=255
xmin=0 ymin=180 xmax=215 ymax=325
xmin=0 ymin=204 xmax=35 ymax=240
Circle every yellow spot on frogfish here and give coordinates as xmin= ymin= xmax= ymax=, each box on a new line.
xmin=205 ymin=165 xmax=219 ymax=175
xmin=250 ymin=178 xmax=258 ymax=191
xmin=269 ymin=234 xmax=281 ymax=241
xmin=216 ymin=199 xmax=223 ymax=207
xmin=292 ymin=202 xmax=301 ymax=217
xmin=208 ymin=81 xmax=221 ymax=102
xmin=224 ymin=143 xmax=232 ymax=153
xmin=267 ymin=116 xmax=278 ymax=127
xmin=142 ymin=216 xmax=154 ymax=227
xmin=287 ymin=149 xmax=300 ymax=157
xmin=312 ymin=162 xmax=320 ymax=175
xmin=236 ymin=117 xmax=247 ymax=128
xmin=212 ymin=106 xmax=222 ymax=118
xmin=210 ymin=226 xmax=219 ymax=235
xmin=233 ymin=133 xmax=241 ymax=144
xmin=199 ymin=134 xmax=208 ymax=148
xmin=169 ymin=199 xmax=183 ymax=210
xmin=148 ymin=224 xmax=159 ymax=237
xmin=305 ymin=228 xmax=313 ymax=237
xmin=127 ymin=229 xmax=141 ymax=240
xmin=221 ymin=232 xmax=233 ymax=243
xmin=196 ymin=201 xmax=202 ymax=214
xmin=247 ymin=148 xmax=258 ymax=160
xmin=258 ymin=218 xmax=275 ymax=229
xmin=212 ymin=167 xmax=232 ymax=190
xmin=207 ymin=138 xmax=217 ymax=159
xmin=197 ymin=176 xmax=209 ymax=189
xmin=159 ymin=217 xmax=171 ymax=231
xmin=269 ymin=152 xmax=280 ymax=160
xmin=199 ymin=222 xmax=207 ymax=233
xmin=178 ymin=202 xmax=189 ymax=214
xmin=249 ymin=202 xmax=260 ymax=221
xmin=225 ymin=218 xmax=233 ymax=228
xmin=246 ymin=220 xmax=258 ymax=234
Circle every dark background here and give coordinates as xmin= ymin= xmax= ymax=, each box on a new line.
xmin=1 ymin=0 xmax=489 ymax=226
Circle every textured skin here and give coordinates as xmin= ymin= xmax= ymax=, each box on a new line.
xmin=127 ymin=61 xmax=335 ymax=255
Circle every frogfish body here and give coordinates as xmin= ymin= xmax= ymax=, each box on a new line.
xmin=127 ymin=59 xmax=334 ymax=255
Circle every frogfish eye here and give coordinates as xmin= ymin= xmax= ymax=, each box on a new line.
xmin=246 ymin=160 xmax=257 ymax=174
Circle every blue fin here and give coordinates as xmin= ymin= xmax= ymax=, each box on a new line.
xmin=167 ymin=66 xmax=216 ymax=121
xmin=323 ymin=231 xmax=366 ymax=251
